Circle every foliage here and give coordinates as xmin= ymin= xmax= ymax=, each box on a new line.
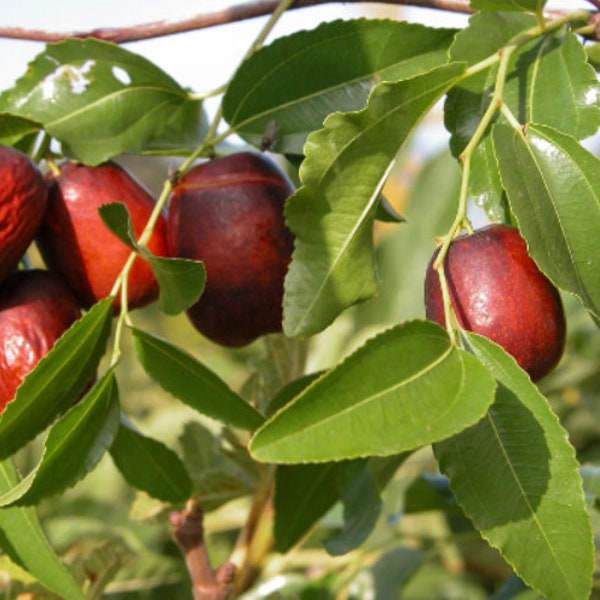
xmin=1 ymin=2 xmax=600 ymax=599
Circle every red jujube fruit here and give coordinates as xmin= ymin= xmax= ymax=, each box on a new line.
xmin=0 ymin=145 xmax=47 ymax=284
xmin=168 ymin=152 xmax=295 ymax=347
xmin=0 ymin=269 xmax=82 ymax=413
xmin=424 ymin=224 xmax=566 ymax=381
xmin=37 ymin=161 xmax=169 ymax=310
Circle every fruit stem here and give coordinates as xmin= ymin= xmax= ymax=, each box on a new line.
xmin=229 ymin=463 xmax=276 ymax=595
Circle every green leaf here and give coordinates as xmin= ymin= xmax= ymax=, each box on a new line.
xmin=434 ymin=332 xmax=593 ymax=600
xmin=323 ymin=459 xmax=381 ymax=556
xmin=493 ymin=122 xmax=600 ymax=320
xmin=470 ymin=0 xmax=546 ymax=11
xmin=142 ymin=95 xmax=209 ymax=155
xmin=274 ymin=462 xmax=341 ymax=553
xmin=445 ymin=12 xmax=600 ymax=199
xmin=98 ymin=201 xmax=137 ymax=248
xmin=179 ymin=422 xmax=255 ymax=511
xmin=110 ymin=418 xmax=192 ymax=503
xmin=0 ymin=39 xmax=196 ymax=164
xmin=223 ymin=19 xmax=457 ymax=154
xmin=0 ymin=297 xmax=113 ymax=459
xmin=273 ymin=453 xmax=407 ymax=554
xmin=131 ymin=328 xmax=265 ymax=431
xmin=468 ymin=136 xmax=510 ymax=222
xmin=375 ymin=194 xmax=405 ymax=224
xmin=250 ymin=320 xmax=496 ymax=463
xmin=0 ymin=371 xmax=119 ymax=507
xmin=0 ymin=460 xmax=86 ymax=599
xmin=0 ymin=113 xmax=41 ymax=145
xmin=283 ymin=62 xmax=465 ymax=338
xmin=445 ymin=12 xmax=535 ymax=154
xmin=99 ymin=202 xmax=206 ymax=314
xmin=146 ymin=255 xmax=206 ymax=315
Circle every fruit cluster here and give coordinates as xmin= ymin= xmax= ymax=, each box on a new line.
xmin=0 ymin=145 xmax=296 ymax=412
xmin=0 ymin=140 xmax=567 ymax=414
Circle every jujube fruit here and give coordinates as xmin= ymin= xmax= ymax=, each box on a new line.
xmin=0 ymin=269 xmax=82 ymax=413
xmin=37 ymin=161 xmax=169 ymax=310
xmin=168 ymin=152 xmax=295 ymax=347
xmin=0 ymin=145 xmax=47 ymax=284
xmin=424 ymin=224 xmax=566 ymax=381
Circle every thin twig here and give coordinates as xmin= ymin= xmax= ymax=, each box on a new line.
xmin=0 ymin=0 xmax=474 ymax=43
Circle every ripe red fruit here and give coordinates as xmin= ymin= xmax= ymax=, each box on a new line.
xmin=0 ymin=145 xmax=47 ymax=284
xmin=0 ymin=269 xmax=82 ymax=413
xmin=424 ymin=224 xmax=566 ymax=381
xmin=168 ymin=152 xmax=295 ymax=347
xmin=37 ymin=161 xmax=169 ymax=310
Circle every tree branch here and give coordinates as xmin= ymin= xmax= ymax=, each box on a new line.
xmin=0 ymin=0 xmax=473 ymax=43
xmin=170 ymin=501 xmax=236 ymax=600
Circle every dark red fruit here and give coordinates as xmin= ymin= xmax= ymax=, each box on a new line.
xmin=424 ymin=224 xmax=566 ymax=381
xmin=168 ymin=152 xmax=295 ymax=347
xmin=0 ymin=269 xmax=82 ymax=413
xmin=37 ymin=161 xmax=169 ymax=310
xmin=0 ymin=145 xmax=47 ymax=284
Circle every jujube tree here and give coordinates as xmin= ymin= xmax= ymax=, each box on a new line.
xmin=0 ymin=1 xmax=599 ymax=599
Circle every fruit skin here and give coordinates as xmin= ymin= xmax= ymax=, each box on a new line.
xmin=0 ymin=269 xmax=82 ymax=413
xmin=0 ymin=145 xmax=47 ymax=284
xmin=424 ymin=224 xmax=566 ymax=381
xmin=37 ymin=161 xmax=169 ymax=310
xmin=168 ymin=152 xmax=295 ymax=347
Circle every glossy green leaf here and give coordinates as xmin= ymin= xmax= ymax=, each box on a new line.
xmin=0 ymin=460 xmax=86 ymax=599
xmin=445 ymin=12 xmax=535 ymax=154
xmin=434 ymin=332 xmax=593 ymax=600
xmin=223 ymin=19 xmax=457 ymax=154
xmin=98 ymin=201 xmax=137 ymax=249
xmin=250 ymin=320 xmax=496 ymax=463
xmin=146 ymin=255 xmax=206 ymax=315
xmin=131 ymin=328 xmax=265 ymax=431
xmin=110 ymin=418 xmax=192 ymax=503
xmin=470 ymin=0 xmax=546 ymax=11
xmin=493 ymin=123 xmax=600 ymax=320
xmin=0 ymin=297 xmax=113 ymax=459
xmin=468 ymin=136 xmax=509 ymax=222
xmin=0 ymin=39 xmax=195 ymax=164
xmin=99 ymin=202 xmax=206 ymax=314
xmin=0 ymin=371 xmax=119 ymax=507
xmin=323 ymin=460 xmax=381 ymax=556
xmin=283 ymin=63 xmax=465 ymax=338
xmin=445 ymin=12 xmax=600 ymax=210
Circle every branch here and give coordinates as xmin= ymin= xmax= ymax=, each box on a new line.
xmin=170 ymin=500 xmax=236 ymax=600
xmin=0 ymin=0 xmax=473 ymax=43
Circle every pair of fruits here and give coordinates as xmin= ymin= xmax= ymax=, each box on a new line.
xmin=38 ymin=151 xmax=295 ymax=346
xmin=0 ymin=146 xmax=295 ymax=411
